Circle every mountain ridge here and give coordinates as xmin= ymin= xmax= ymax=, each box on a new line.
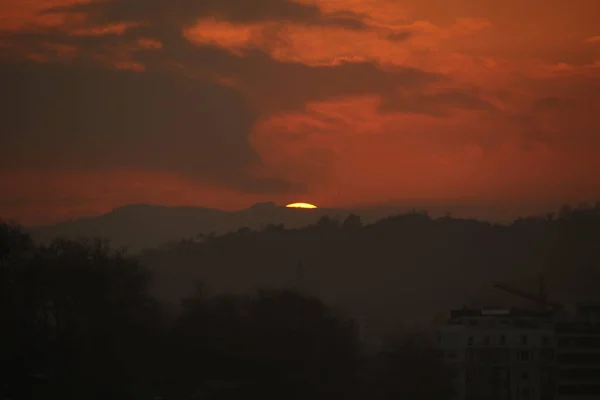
xmin=27 ymin=202 xmax=349 ymax=252
xmin=25 ymin=200 xmax=566 ymax=253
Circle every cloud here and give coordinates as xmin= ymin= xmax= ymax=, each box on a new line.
xmin=2 ymin=0 xmax=600 ymax=224
xmin=190 ymin=47 xmax=440 ymax=111
xmin=378 ymin=88 xmax=496 ymax=115
xmin=40 ymin=0 xmax=369 ymax=29
xmin=0 ymin=0 xmax=451 ymax=199
xmin=0 ymin=59 xmax=301 ymax=194
xmin=2 ymin=21 xmax=443 ymax=108
xmin=531 ymin=96 xmax=574 ymax=111
xmin=251 ymin=95 xmax=562 ymax=205
xmin=0 ymin=24 xmax=456 ymax=194
xmin=387 ymin=31 xmax=411 ymax=42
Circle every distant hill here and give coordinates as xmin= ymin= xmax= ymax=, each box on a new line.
xmin=136 ymin=204 xmax=600 ymax=336
xmin=28 ymin=202 xmax=354 ymax=252
xmin=26 ymin=200 xmax=563 ymax=253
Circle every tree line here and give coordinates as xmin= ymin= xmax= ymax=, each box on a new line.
xmin=1 ymin=222 xmax=453 ymax=400
xmin=141 ymin=203 xmax=600 ymax=334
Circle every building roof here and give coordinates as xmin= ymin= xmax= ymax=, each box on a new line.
xmin=449 ymin=308 xmax=555 ymax=319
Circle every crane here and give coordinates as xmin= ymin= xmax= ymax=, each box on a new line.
xmin=493 ymin=275 xmax=563 ymax=312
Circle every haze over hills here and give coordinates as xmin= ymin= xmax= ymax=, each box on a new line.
xmin=137 ymin=202 xmax=600 ymax=336
xmin=28 ymin=202 xmax=352 ymax=252
xmin=25 ymin=200 xmax=568 ymax=252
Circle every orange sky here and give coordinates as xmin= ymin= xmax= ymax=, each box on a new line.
xmin=1 ymin=0 xmax=599 ymax=225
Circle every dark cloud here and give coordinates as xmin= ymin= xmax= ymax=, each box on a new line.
xmin=3 ymin=24 xmax=440 ymax=111
xmin=3 ymin=0 xmax=437 ymax=114
xmin=379 ymin=89 xmax=496 ymax=116
xmin=531 ymin=96 xmax=573 ymax=111
xmin=41 ymin=0 xmax=368 ymax=29
xmin=182 ymin=46 xmax=440 ymax=112
xmin=0 ymin=0 xmax=473 ymax=195
xmin=0 ymin=59 xmax=299 ymax=194
xmin=0 ymin=196 xmax=94 ymax=208
xmin=234 ymin=177 xmax=307 ymax=194
xmin=387 ymin=31 xmax=412 ymax=42
xmin=0 ymin=17 xmax=443 ymax=194
xmin=319 ymin=11 xmax=370 ymax=30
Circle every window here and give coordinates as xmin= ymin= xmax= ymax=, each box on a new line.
xmin=468 ymin=336 xmax=474 ymax=346
xmin=522 ymin=371 xmax=530 ymax=380
xmin=518 ymin=350 xmax=530 ymax=362
xmin=521 ymin=387 xmax=531 ymax=397
xmin=466 ymin=367 xmax=477 ymax=382
xmin=521 ymin=335 xmax=528 ymax=345
xmin=466 ymin=349 xmax=475 ymax=361
xmin=484 ymin=335 xmax=490 ymax=346
xmin=541 ymin=367 xmax=553 ymax=383
xmin=497 ymin=368 xmax=509 ymax=380
xmin=499 ymin=335 xmax=506 ymax=345
xmin=540 ymin=348 xmax=554 ymax=363
xmin=542 ymin=335 xmax=549 ymax=346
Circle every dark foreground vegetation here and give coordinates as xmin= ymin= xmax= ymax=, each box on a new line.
xmin=1 ymin=222 xmax=452 ymax=400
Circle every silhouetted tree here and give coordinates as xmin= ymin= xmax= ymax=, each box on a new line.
xmin=164 ymin=287 xmax=361 ymax=400
xmin=1 ymin=226 xmax=161 ymax=400
xmin=236 ymin=226 xmax=252 ymax=235
xmin=1 ymin=222 xmax=38 ymax=399
xmin=315 ymin=215 xmax=339 ymax=230
xmin=264 ymin=223 xmax=285 ymax=233
xmin=342 ymin=214 xmax=363 ymax=230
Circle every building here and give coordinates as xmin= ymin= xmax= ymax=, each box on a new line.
xmin=555 ymin=303 xmax=600 ymax=400
xmin=437 ymin=308 xmax=556 ymax=400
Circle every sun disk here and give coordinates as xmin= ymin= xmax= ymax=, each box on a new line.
xmin=286 ymin=202 xmax=318 ymax=209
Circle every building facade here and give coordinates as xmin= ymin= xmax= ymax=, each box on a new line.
xmin=555 ymin=304 xmax=600 ymax=400
xmin=437 ymin=308 xmax=556 ymax=400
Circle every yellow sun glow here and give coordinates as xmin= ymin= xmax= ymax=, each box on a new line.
xmin=286 ymin=202 xmax=318 ymax=209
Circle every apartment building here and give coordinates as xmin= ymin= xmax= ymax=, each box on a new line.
xmin=555 ymin=303 xmax=600 ymax=400
xmin=437 ymin=308 xmax=556 ymax=400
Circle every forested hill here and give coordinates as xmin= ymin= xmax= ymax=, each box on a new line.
xmin=140 ymin=203 xmax=600 ymax=335
xmin=27 ymin=201 xmax=557 ymax=253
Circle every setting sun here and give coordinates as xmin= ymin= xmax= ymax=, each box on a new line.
xmin=285 ymin=202 xmax=318 ymax=209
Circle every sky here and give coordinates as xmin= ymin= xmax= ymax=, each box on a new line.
xmin=1 ymin=0 xmax=599 ymax=225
